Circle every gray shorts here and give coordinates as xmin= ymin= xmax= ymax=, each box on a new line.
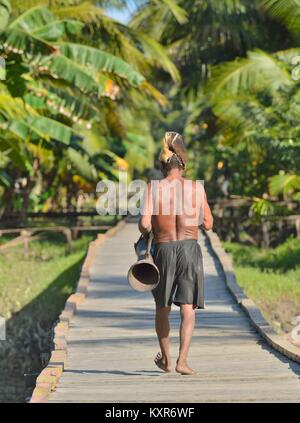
xmin=151 ymin=239 xmax=205 ymax=309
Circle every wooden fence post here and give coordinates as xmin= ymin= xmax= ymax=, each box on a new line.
xmin=262 ymin=220 xmax=270 ymax=248
xmin=296 ymin=218 xmax=300 ymax=239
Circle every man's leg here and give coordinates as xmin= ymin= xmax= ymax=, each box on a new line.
xmin=176 ymin=304 xmax=196 ymax=375
xmin=154 ymin=304 xmax=172 ymax=372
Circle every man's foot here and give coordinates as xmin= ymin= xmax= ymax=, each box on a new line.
xmin=154 ymin=352 xmax=172 ymax=372
xmin=175 ymin=359 xmax=196 ymax=375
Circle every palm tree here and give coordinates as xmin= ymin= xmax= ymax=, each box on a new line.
xmin=131 ymin=0 xmax=291 ymax=91
xmin=206 ymin=0 xmax=300 ymax=206
xmin=7 ymin=0 xmax=180 ymax=82
xmin=0 ymin=1 xmax=177 ymax=214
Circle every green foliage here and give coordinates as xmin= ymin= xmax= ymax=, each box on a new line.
xmin=129 ymin=0 xmax=299 ymax=211
xmin=232 ymin=264 xmax=300 ymax=332
xmin=1 ymin=0 xmax=300 ymax=215
xmin=132 ymin=0 xmax=291 ymax=90
xmin=269 ymin=173 xmax=300 ymax=196
xmin=57 ymin=42 xmax=145 ymax=86
xmin=250 ymin=198 xmax=288 ymax=217
xmin=0 ymin=232 xmax=93 ymax=316
xmin=0 ymin=0 xmax=175 ymax=213
xmin=223 ymin=236 xmax=300 ymax=272
xmin=259 ymin=0 xmax=300 ymax=35
xmin=223 ymin=238 xmax=300 ymax=332
xmin=208 ymin=49 xmax=294 ymax=102
xmin=206 ymin=44 xmax=300 ymax=203
xmin=0 ymin=0 xmax=11 ymax=30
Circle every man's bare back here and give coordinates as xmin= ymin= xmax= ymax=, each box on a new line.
xmin=139 ymin=172 xmax=213 ymax=243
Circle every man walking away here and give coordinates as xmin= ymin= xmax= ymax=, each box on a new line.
xmin=139 ymin=131 xmax=213 ymax=375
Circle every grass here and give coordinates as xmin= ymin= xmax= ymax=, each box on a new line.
xmin=0 ymin=232 xmax=93 ymax=402
xmin=0 ymin=232 xmax=93 ymax=319
xmin=222 ymin=237 xmax=300 ymax=333
xmin=0 ymin=234 xmax=15 ymax=245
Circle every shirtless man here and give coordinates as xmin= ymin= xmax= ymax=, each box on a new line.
xmin=139 ymin=132 xmax=213 ymax=375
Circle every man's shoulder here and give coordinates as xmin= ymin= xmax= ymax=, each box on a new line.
xmin=183 ymin=178 xmax=205 ymax=187
xmin=183 ymin=177 xmax=195 ymax=183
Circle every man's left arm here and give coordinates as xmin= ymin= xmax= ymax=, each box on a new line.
xmin=139 ymin=182 xmax=153 ymax=237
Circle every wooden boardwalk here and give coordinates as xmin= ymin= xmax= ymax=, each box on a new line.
xmin=49 ymin=222 xmax=300 ymax=403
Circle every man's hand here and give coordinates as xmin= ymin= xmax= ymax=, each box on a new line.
xmin=139 ymin=223 xmax=152 ymax=239
xmin=199 ymin=223 xmax=212 ymax=231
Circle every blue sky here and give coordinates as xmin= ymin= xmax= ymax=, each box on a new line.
xmin=106 ymin=8 xmax=132 ymax=23
xmin=106 ymin=1 xmax=140 ymax=24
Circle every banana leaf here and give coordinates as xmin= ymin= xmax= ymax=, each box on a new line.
xmin=28 ymin=115 xmax=72 ymax=144
xmin=1 ymin=28 xmax=56 ymax=56
xmin=32 ymin=19 xmax=84 ymax=41
xmin=9 ymin=116 xmax=73 ymax=144
xmin=0 ymin=169 xmax=11 ymax=187
xmin=48 ymin=54 xmax=99 ymax=94
xmin=0 ymin=0 xmax=11 ymax=31
xmin=57 ymin=43 xmax=145 ymax=87
xmin=67 ymin=147 xmax=97 ymax=182
xmin=9 ymin=6 xmax=54 ymax=31
xmin=0 ymin=137 xmax=31 ymax=170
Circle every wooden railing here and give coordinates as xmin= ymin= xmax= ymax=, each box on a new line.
xmin=1 ymin=197 xmax=299 ymax=247
xmin=210 ymin=197 xmax=300 ymax=247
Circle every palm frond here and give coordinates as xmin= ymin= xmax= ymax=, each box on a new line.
xmin=47 ymin=54 xmax=99 ymax=94
xmin=28 ymin=115 xmax=73 ymax=144
xmin=0 ymin=136 xmax=31 ymax=170
xmin=259 ymin=0 xmax=300 ymax=33
xmin=52 ymin=1 xmax=106 ymax=24
xmin=153 ymin=0 xmax=188 ymax=24
xmin=31 ymin=19 xmax=83 ymax=41
xmin=8 ymin=116 xmax=73 ymax=144
xmin=0 ymin=0 xmax=11 ymax=30
xmin=250 ymin=198 xmax=282 ymax=216
xmin=0 ymin=169 xmax=11 ymax=187
xmin=269 ymin=173 xmax=300 ymax=196
xmin=44 ymin=85 xmax=98 ymax=121
xmin=208 ymin=49 xmax=293 ymax=102
xmin=0 ymin=27 xmax=57 ymax=56
xmin=133 ymin=31 xmax=180 ymax=83
xmin=130 ymin=0 xmax=187 ymax=39
xmin=274 ymin=47 xmax=300 ymax=63
xmin=0 ymin=91 xmax=28 ymax=120
xmin=9 ymin=5 xmax=54 ymax=30
xmin=213 ymin=94 xmax=269 ymax=124
xmin=52 ymin=3 xmax=179 ymax=82
xmin=9 ymin=0 xmax=83 ymax=15
xmin=56 ymin=42 xmax=145 ymax=86
xmin=8 ymin=5 xmax=83 ymax=40
xmin=67 ymin=147 xmax=97 ymax=182
xmin=8 ymin=119 xmax=47 ymax=141
xmin=76 ymin=125 xmax=107 ymax=157
xmin=141 ymin=80 xmax=168 ymax=107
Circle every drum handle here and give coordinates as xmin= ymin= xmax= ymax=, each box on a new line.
xmin=145 ymin=231 xmax=154 ymax=258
